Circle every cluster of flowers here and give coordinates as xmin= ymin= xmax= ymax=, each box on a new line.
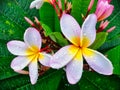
xmin=7 ymin=0 xmax=114 ymax=85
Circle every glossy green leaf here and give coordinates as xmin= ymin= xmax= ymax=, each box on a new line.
xmin=90 ymin=32 xmax=108 ymax=50
xmin=58 ymin=71 xmax=120 ymax=90
xmin=0 ymin=57 xmax=17 ymax=80
xmin=106 ymin=45 xmax=120 ymax=75
xmin=41 ymin=22 xmax=53 ymax=36
xmin=0 ymin=0 xmax=39 ymax=41
xmin=49 ymin=32 xmax=69 ymax=46
xmin=71 ymin=0 xmax=97 ymax=25
xmin=107 ymin=0 xmax=120 ymax=39
xmin=0 ymin=69 xmax=63 ymax=90
xmin=39 ymin=3 xmax=61 ymax=32
xmin=78 ymin=71 xmax=120 ymax=90
xmin=99 ymin=35 xmax=120 ymax=51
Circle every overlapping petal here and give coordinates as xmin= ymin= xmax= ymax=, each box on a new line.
xmin=7 ymin=41 xmax=28 ymax=56
xmin=11 ymin=56 xmax=31 ymax=71
xmin=50 ymin=45 xmax=79 ymax=69
xmin=82 ymin=48 xmax=113 ymax=75
xmin=98 ymin=4 xmax=114 ymax=21
xmin=60 ymin=14 xmax=81 ymax=46
xmin=30 ymin=0 xmax=44 ymax=9
xmin=81 ymin=14 xmax=97 ymax=47
xmin=24 ymin=27 xmax=42 ymax=50
xmin=39 ymin=53 xmax=52 ymax=66
xmin=29 ymin=60 xmax=38 ymax=85
xmin=66 ymin=50 xmax=83 ymax=84
xmin=95 ymin=1 xmax=114 ymax=21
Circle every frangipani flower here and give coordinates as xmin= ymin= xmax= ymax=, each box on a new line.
xmin=95 ymin=0 xmax=114 ymax=21
xmin=7 ymin=27 xmax=51 ymax=84
xmin=50 ymin=14 xmax=113 ymax=84
xmin=30 ymin=0 xmax=55 ymax=9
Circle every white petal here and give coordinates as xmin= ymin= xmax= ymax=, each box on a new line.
xmin=36 ymin=0 xmax=44 ymax=9
xmin=7 ymin=40 xmax=28 ymax=56
xmin=60 ymin=14 xmax=81 ymax=46
xmin=66 ymin=50 xmax=83 ymax=84
xmin=24 ymin=27 xmax=42 ymax=50
xmin=39 ymin=53 xmax=52 ymax=67
xmin=82 ymin=48 xmax=113 ymax=75
xmin=50 ymin=45 xmax=79 ymax=69
xmin=29 ymin=60 xmax=38 ymax=84
xmin=30 ymin=0 xmax=44 ymax=9
xmin=81 ymin=14 xmax=97 ymax=47
xmin=11 ymin=56 xmax=31 ymax=71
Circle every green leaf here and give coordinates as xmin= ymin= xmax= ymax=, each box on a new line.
xmin=39 ymin=3 xmax=61 ymax=32
xmin=106 ymin=45 xmax=120 ymax=75
xmin=0 ymin=69 xmax=63 ymax=90
xmin=71 ymin=0 xmax=97 ymax=25
xmin=58 ymin=71 xmax=120 ymax=90
xmin=0 ymin=0 xmax=39 ymax=41
xmin=106 ymin=0 xmax=120 ymax=39
xmin=0 ymin=57 xmax=18 ymax=80
xmin=41 ymin=22 xmax=53 ymax=36
xmin=0 ymin=40 xmax=12 ymax=57
xmin=49 ymin=32 xmax=69 ymax=46
xmin=99 ymin=35 xmax=120 ymax=51
xmin=78 ymin=71 xmax=120 ymax=90
xmin=90 ymin=32 xmax=108 ymax=50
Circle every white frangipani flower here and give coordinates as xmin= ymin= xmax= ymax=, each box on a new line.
xmin=30 ymin=0 xmax=55 ymax=9
xmin=7 ymin=27 xmax=51 ymax=84
xmin=50 ymin=14 xmax=113 ymax=84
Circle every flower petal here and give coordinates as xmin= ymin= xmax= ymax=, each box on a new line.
xmin=81 ymin=14 xmax=97 ymax=47
xmin=36 ymin=0 xmax=44 ymax=9
xmin=39 ymin=53 xmax=52 ymax=67
xmin=98 ymin=5 xmax=114 ymax=21
xmin=7 ymin=41 xmax=28 ymax=56
xmin=24 ymin=27 xmax=42 ymax=50
xmin=30 ymin=0 xmax=44 ymax=9
xmin=11 ymin=56 xmax=31 ymax=71
xmin=50 ymin=45 xmax=79 ymax=69
xmin=29 ymin=60 xmax=38 ymax=85
xmin=15 ymin=70 xmax=29 ymax=74
xmin=66 ymin=50 xmax=83 ymax=84
xmin=82 ymin=48 xmax=113 ymax=75
xmin=60 ymin=14 xmax=81 ymax=46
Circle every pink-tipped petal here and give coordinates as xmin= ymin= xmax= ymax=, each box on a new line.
xmin=81 ymin=14 xmax=97 ymax=47
xmin=82 ymin=48 xmax=113 ymax=75
xmin=29 ymin=60 xmax=38 ymax=85
xmin=95 ymin=1 xmax=106 ymax=19
xmin=50 ymin=45 xmax=79 ymax=69
xmin=24 ymin=27 xmax=42 ymax=50
xmin=39 ymin=53 xmax=52 ymax=67
xmin=11 ymin=56 xmax=31 ymax=71
xmin=7 ymin=41 xmax=28 ymax=56
xmin=98 ymin=5 xmax=114 ymax=21
xmin=15 ymin=70 xmax=29 ymax=74
xmin=66 ymin=50 xmax=83 ymax=84
xmin=60 ymin=14 xmax=81 ymax=46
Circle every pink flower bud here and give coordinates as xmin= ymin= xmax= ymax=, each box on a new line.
xmin=95 ymin=0 xmax=114 ymax=21
xmin=88 ymin=0 xmax=94 ymax=11
xmin=49 ymin=0 xmax=55 ymax=5
xmin=98 ymin=0 xmax=111 ymax=4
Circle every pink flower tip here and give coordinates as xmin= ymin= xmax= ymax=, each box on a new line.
xmin=95 ymin=0 xmax=114 ymax=21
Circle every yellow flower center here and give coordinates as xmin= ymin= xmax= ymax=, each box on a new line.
xmin=26 ymin=45 xmax=43 ymax=62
